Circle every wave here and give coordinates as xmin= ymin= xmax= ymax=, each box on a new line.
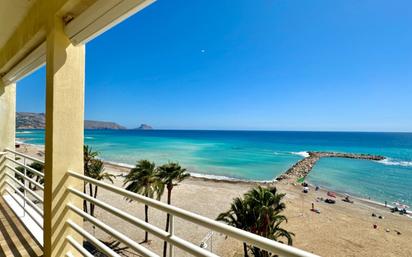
xmin=85 ymin=137 xmax=94 ymax=140
xmin=16 ymin=131 xmax=34 ymax=134
xmin=377 ymin=158 xmax=412 ymax=167
xmin=190 ymin=172 xmax=273 ymax=183
xmin=190 ymin=172 xmax=242 ymax=181
xmin=290 ymin=151 xmax=309 ymax=158
xmin=103 ymin=160 xmax=272 ymax=183
xmin=104 ymin=160 xmax=135 ymax=169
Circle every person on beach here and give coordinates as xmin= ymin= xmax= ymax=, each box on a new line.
xmin=311 ymin=202 xmax=320 ymax=213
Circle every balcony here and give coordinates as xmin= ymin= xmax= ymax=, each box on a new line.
xmin=0 ymin=148 xmax=318 ymax=257
xmin=0 ymin=1 xmax=319 ymax=256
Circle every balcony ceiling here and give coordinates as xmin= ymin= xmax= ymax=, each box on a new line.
xmin=0 ymin=0 xmax=98 ymax=77
xmin=0 ymin=0 xmax=35 ymax=50
xmin=0 ymin=0 xmax=151 ymax=83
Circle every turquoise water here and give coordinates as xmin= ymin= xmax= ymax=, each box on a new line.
xmin=17 ymin=130 xmax=412 ymax=206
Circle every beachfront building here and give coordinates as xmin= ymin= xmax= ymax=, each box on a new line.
xmin=0 ymin=1 xmax=317 ymax=256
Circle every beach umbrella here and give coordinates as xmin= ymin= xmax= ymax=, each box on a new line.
xmin=296 ymin=177 xmax=305 ymax=183
xmin=393 ymin=202 xmax=401 ymax=207
xmin=327 ymin=191 xmax=336 ymax=198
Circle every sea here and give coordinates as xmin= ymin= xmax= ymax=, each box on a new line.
xmin=17 ymin=129 xmax=412 ymax=206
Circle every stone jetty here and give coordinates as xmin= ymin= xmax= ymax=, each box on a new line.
xmin=276 ymin=151 xmax=385 ymax=181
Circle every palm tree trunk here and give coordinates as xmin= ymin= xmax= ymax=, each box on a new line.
xmin=144 ymin=192 xmax=149 ymax=243
xmin=83 ymin=182 xmax=88 ymax=213
xmin=243 ymin=242 xmax=249 ymax=257
xmin=144 ymin=204 xmax=149 ymax=242
xmin=163 ymin=188 xmax=172 ymax=257
xmin=89 ymin=183 xmax=93 ymax=215
xmin=34 ymin=176 xmax=40 ymax=191
xmin=91 ymin=186 xmax=98 ymax=217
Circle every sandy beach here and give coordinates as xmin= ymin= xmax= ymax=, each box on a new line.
xmin=16 ymin=143 xmax=412 ymax=257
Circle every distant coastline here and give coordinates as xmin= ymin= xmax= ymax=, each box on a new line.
xmin=17 ymin=112 xmax=126 ymax=129
xmin=16 ymin=112 xmax=153 ymax=130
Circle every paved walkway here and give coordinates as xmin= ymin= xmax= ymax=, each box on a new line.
xmin=0 ymin=196 xmax=43 ymax=257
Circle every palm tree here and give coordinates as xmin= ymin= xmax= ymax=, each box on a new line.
xmin=27 ymin=161 xmax=44 ymax=190
xmin=83 ymin=145 xmax=115 ymax=216
xmin=84 ymin=145 xmax=98 ymax=173
xmin=157 ymin=162 xmax=190 ymax=257
xmin=123 ymin=160 xmax=163 ymax=243
xmin=217 ymin=186 xmax=294 ymax=257
xmin=87 ymin=158 xmax=115 ymax=216
xmin=246 ymin=186 xmax=286 ymax=234
xmin=15 ymin=161 xmax=44 ymax=190
xmin=217 ymin=197 xmax=252 ymax=257
xmin=246 ymin=186 xmax=294 ymax=257
xmin=84 ymin=145 xmax=98 ymax=213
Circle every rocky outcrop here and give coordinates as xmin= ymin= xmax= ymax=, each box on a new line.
xmin=17 ymin=112 xmax=126 ymax=130
xmin=17 ymin=112 xmax=45 ymax=129
xmin=276 ymin=151 xmax=385 ymax=181
xmin=84 ymin=120 xmax=126 ymax=130
xmin=135 ymin=124 xmax=153 ymax=130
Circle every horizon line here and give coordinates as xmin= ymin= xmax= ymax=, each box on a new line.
xmin=17 ymin=128 xmax=412 ymax=134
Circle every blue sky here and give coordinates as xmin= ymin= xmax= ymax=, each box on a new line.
xmin=17 ymin=0 xmax=412 ymax=131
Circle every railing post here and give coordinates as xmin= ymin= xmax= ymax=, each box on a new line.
xmin=210 ymin=232 xmax=213 ymax=253
xmin=43 ymin=16 xmax=85 ymax=257
xmin=169 ymin=214 xmax=174 ymax=257
xmin=0 ymin=81 xmax=16 ymax=194
xmin=23 ymin=156 xmax=27 ymax=217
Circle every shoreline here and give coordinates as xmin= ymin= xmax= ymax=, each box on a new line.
xmin=16 ymin=141 xmax=410 ymax=214
xmin=14 ymin=142 xmax=412 ymax=256
xmin=104 ymin=160 xmax=274 ymax=184
xmin=106 ymin=158 xmax=411 ymax=215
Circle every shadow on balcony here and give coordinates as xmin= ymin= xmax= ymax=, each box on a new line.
xmin=0 ymin=196 xmax=43 ymax=257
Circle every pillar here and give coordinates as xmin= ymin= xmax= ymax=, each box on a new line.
xmin=43 ymin=16 xmax=85 ymax=257
xmin=0 ymin=81 xmax=16 ymax=151
xmin=0 ymin=82 xmax=16 ymax=192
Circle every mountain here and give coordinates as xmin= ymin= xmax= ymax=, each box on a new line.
xmin=16 ymin=112 xmax=45 ymax=129
xmin=84 ymin=120 xmax=126 ymax=130
xmin=134 ymin=124 xmax=153 ymax=130
xmin=16 ymin=112 xmax=126 ymax=130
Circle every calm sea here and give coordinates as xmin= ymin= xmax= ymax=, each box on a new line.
xmin=17 ymin=129 xmax=412 ymax=206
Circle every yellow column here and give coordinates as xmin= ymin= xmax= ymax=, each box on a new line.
xmin=43 ymin=17 xmax=85 ymax=257
xmin=0 ymin=82 xmax=16 ymax=151
xmin=0 ymin=82 xmax=16 ymax=191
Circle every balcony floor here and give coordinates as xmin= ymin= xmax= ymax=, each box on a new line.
xmin=0 ymin=196 xmax=43 ymax=257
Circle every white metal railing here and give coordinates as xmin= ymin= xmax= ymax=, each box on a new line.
xmin=67 ymin=170 xmax=319 ymax=257
xmin=66 ymin=235 xmax=94 ymax=257
xmin=67 ymin=202 xmax=159 ymax=257
xmin=0 ymin=148 xmax=319 ymax=257
xmin=5 ymin=147 xmax=44 ymax=164
xmin=0 ymin=149 xmax=44 ymax=224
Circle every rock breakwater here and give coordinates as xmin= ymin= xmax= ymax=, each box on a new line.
xmin=276 ymin=151 xmax=385 ymax=181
